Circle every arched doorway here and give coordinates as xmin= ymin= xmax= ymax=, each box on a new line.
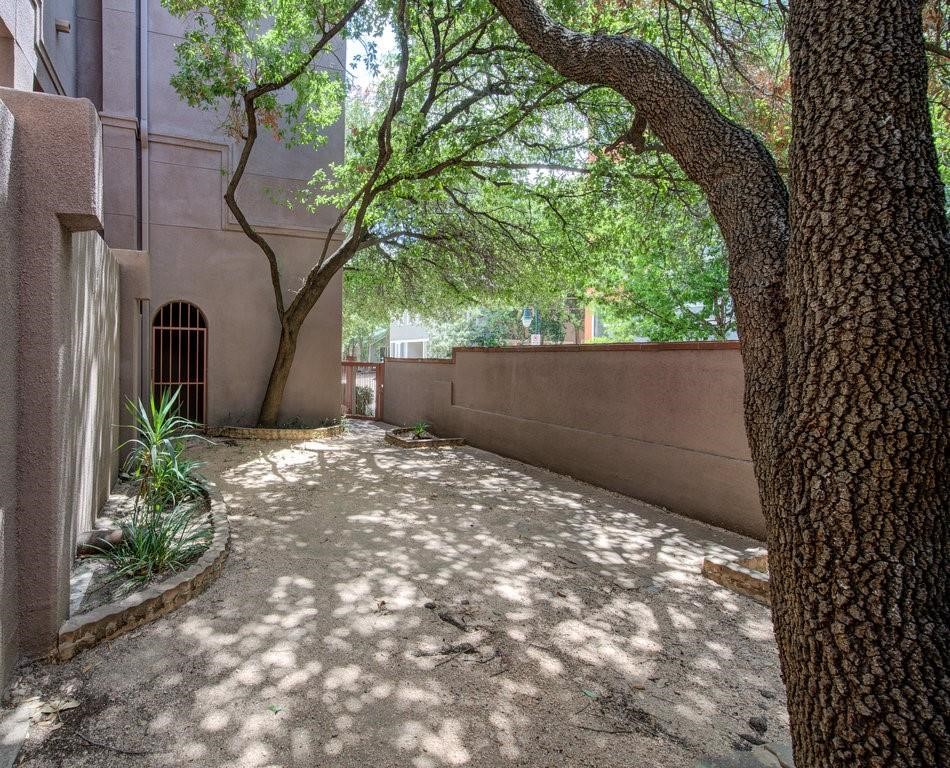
xmin=151 ymin=301 xmax=207 ymax=424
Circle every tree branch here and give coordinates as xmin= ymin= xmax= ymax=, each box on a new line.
xmin=488 ymin=0 xmax=791 ymax=472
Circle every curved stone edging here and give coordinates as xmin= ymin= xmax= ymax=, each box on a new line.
xmin=207 ymin=424 xmax=344 ymax=441
xmin=54 ymin=487 xmax=231 ymax=662
xmin=385 ymin=427 xmax=465 ymax=449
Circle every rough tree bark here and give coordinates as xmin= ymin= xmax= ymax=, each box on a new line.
xmin=489 ymin=0 xmax=949 ymax=765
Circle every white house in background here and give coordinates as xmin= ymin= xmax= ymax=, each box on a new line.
xmin=389 ymin=312 xmax=433 ymax=358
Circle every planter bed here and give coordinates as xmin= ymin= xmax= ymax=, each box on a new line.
xmin=385 ymin=427 xmax=464 ymax=449
xmin=702 ymin=548 xmax=770 ymax=606
xmin=54 ymin=486 xmax=231 ymax=662
xmin=207 ymin=424 xmax=344 ymax=441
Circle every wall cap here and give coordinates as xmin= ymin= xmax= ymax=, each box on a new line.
xmin=385 ymin=340 xmax=741 ymax=365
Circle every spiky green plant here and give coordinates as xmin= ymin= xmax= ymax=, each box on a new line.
xmin=123 ymin=388 xmax=206 ymax=511
xmin=95 ymin=388 xmax=212 ymax=583
xmin=99 ymin=501 xmax=212 ymax=584
xmin=410 ymin=421 xmax=431 ymax=439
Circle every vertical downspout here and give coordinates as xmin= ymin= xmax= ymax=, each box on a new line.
xmin=136 ymin=0 xmax=151 ymax=403
xmin=137 ymin=0 xmax=149 ymax=252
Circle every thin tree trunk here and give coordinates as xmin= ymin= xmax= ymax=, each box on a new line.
xmin=256 ymin=257 xmax=350 ymax=427
xmin=489 ymin=0 xmax=949 ymax=764
xmin=257 ymin=325 xmax=299 ymax=427
xmin=771 ymin=2 xmax=949 ymax=764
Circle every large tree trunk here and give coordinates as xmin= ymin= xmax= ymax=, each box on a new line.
xmin=489 ymin=0 xmax=949 ymax=764
xmin=773 ymin=2 xmax=949 ymax=764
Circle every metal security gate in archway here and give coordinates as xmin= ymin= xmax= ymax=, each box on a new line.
xmin=152 ymin=301 xmax=207 ymax=424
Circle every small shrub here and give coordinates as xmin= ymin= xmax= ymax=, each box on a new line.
xmin=354 ymin=385 xmax=374 ymax=416
xmin=100 ymin=388 xmax=211 ymax=583
xmin=97 ymin=502 xmax=212 ymax=584
xmin=123 ymin=388 xmax=205 ymax=510
xmin=410 ymin=421 xmax=431 ymax=438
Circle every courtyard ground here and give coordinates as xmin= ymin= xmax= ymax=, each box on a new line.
xmin=14 ymin=422 xmax=788 ymax=767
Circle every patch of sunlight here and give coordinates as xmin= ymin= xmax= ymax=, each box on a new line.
xmin=395 ymin=718 xmax=471 ymax=767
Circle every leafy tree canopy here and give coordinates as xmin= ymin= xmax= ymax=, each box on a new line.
xmin=166 ymin=0 xmax=948 ymax=350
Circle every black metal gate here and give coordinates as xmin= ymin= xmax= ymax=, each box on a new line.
xmin=152 ymin=301 xmax=207 ymax=423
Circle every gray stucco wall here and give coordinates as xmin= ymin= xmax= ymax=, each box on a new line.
xmin=384 ymin=344 xmax=765 ymax=539
xmin=0 ymin=88 xmax=120 ymax=685
xmin=63 ymin=230 xmax=120 ymax=538
xmin=0 ymin=0 xmax=79 ymax=94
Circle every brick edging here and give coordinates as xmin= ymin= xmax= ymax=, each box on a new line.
xmin=384 ymin=428 xmax=465 ymax=449
xmin=206 ymin=424 xmax=345 ymax=441
xmin=54 ymin=487 xmax=231 ymax=662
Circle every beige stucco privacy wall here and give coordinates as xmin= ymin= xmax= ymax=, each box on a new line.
xmin=0 ymin=88 xmax=121 ymax=684
xmin=384 ymin=344 xmax=765 ymax=539
xmin=0 ymin=94 xmax=18 ymax=688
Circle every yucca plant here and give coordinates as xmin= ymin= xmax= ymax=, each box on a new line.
xmin=123 ymin=388 xmax=206 ymax=511
xmin=102 ymin=501 xmax=212 ymax=584
xmin=94 ymin=388 xmax=212 ymax=583
xmin=410 ymin=421 xmax=431 ymax=439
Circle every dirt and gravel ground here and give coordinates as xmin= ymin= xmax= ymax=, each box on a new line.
xmin=12 ymin=421 xmax=789 ymax=767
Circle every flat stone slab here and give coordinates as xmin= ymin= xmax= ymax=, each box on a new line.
xmin=207 ymin=424 xmax=344 ymax=441
xmin=0 ymin=700 xmax=40 ymax=768
xmin=53 ymin=487 xmax=230 ymax=662
xmin=697 ymin=743 xmax=794 ymax=768
xmin=702 ymin=548 xmax=770 ymax=605
xmin=385 ymin=427 xmax=464 ymax=449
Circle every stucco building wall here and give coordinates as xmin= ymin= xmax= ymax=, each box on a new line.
xmin=0 ymin=88 xmax=120 ymax=682
xmin=0 ymin=96 xmax=19 ymax=687
xmin=0 ymin=0 xmax=79 ymax=93
xmin=96 ymin=2 xmax=344 ymax=425
xmin=384 ymin=343 xmax=765 ymax=539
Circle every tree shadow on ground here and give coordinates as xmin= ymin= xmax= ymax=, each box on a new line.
xmin=16 ymin=421 xmax=787 ymax=768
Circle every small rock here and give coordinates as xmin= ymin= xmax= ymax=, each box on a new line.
xmin=614 ymin=576 xmax=641 ymax=590
xmin=739 ymin=732 xmax=767 ymax=746
xmin=748 ymin=715 xmax=768 ymax=735
xmin=758 ymin=688 xmax=775 ymax=700
xmin=732 ymin=740 xmax=753 ymax=752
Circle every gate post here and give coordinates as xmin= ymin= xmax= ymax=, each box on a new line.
xmin=376 ymin=362 xmax=384 ymax=422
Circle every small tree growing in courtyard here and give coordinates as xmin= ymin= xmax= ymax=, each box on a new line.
xmin=165 ymin=0 xmax=594 ymax=426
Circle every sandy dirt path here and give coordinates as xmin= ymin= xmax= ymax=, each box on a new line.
xmin=15 ymin=421 xmax=788 ymax=767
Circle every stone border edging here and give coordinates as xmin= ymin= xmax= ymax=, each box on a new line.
xmin=53 ymin=486 xmax=231 ymax=662
xmin=702 ymin=548 xmax=770 ymax=606
xmin=206 ymin=424 xmax=344 ymax=441
xmin=385 ymin=427 xmax=465 ymax=449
